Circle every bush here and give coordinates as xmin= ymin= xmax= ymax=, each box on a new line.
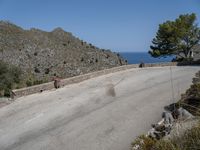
xmin=173 ymin=122 xmax=200 ymax=150
xmin=33 ymin=80 xmax=44 ymax=85
xmin=179 ymin=83 xmax=200 ymax=115
xmin=131 ymin=122 xmax=200 ymax=150
xmin=131 ymin=135 xmax=156 ymax=150
xmin=81 ymin=57 xmax=84 ymax=62
xmin=153 ymin=140 xmax=179 ymax=150
xmin=34 ymin=52 xmax=38 ymax=56
xmin=26 ymin=80 xmax=32 ymax=87
xmin=26 ymin=77 xmax=46 ymax=87
xmin=0 ymin=61 xmax=22 ymax=97
xmin=34 ymin=67 xmax=40 ymax=73
xmin=45 ymin=68 xmax=50 ymax=74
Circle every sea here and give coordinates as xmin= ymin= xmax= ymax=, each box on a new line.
xmin=119 ymin=52 xmax=175 ymax=64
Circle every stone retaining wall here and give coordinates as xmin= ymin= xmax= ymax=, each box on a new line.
xmin=12 ymin=62 xmax=178 ymax=98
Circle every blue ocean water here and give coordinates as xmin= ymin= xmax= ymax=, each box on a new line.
xmin=120 ymin=52 xmax=174 ymax=64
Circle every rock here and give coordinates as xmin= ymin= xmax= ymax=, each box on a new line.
xmin=164 ymin=103 xmax=178 ymax=112
xmin=148 ymin=123 xmax=171 ymax=140
xmin=139 ymin=62 xmax=145 ymax=68
xmin=176 ymin=107 xmax=194 ymax=120
xmin=162 ymin=112 xmax=174 ymax=125
xmin=148 ymin=112 xmax=175 ymax=140
xmin=148 ymin=127 xmax=158 ymax=139
xmin=54 ymin=78 xmax=61 ymax=89
xmin=164 ymin=119 xmax=199 ymax=140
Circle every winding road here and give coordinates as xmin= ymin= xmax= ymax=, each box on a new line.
xmin=0 ymin=66 xmax=199 ymax=150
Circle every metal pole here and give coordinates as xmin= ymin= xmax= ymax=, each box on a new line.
xmin=170 ymin=66 xmax=175 ymax=112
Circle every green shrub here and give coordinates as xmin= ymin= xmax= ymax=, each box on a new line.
xmin=45 ymin=68 xmax=50 ymax=74
xmin=179 ymin=83 xmax=200 ymax=115
xmin=26 ymin=80 xmax=33 ymax=87
xmin=33 ymin=80 xmax=44 ymax=85
xmin=0 ymin=61 xmax=22 ymax=97
xmin=26 ymin=77 xmax=46 ymax=87
xmin=34 ymin=67 xmax=40 ymax=73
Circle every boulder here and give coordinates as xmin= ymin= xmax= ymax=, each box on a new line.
xmin=176 ymin=107 xmax=194 ymax=120
xmin=162 ymin=112 xmax=174 ymax=125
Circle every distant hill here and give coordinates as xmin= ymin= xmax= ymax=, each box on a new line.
xmin=0 ymin=21 xmax=127 ymax=86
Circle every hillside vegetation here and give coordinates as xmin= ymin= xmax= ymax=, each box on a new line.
xmin=0 ymin=61 xmax=22 ymax=96
xmin=0 ymin=21 xmax=127 ymax=96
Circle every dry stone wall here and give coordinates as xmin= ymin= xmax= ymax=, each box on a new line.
xmin=12 ymin=62 xmax=177 ymax=98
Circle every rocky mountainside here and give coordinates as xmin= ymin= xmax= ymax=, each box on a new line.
xmin=0 ymin=21 xmax=127 ymax=85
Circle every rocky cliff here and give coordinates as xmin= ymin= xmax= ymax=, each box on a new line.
xmin=0 ymin=21 xmax=127 ymax=84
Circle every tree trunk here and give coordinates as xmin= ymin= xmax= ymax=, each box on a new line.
xmin=183 ymin=48 xmax=190 ymax=58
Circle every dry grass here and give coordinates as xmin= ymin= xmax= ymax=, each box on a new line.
xmin=131 ymin=121 xmax=200 ymax=150
xmin=153 ymin=139 xmax=179 ymax=150
xmin=153 ymin=121 xmax=200 ymax=150
xmin=131 ymin=135 xmax=156 ymax=150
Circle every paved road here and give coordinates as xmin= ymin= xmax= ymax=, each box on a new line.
xmin=0 ymin=66 xmax=199 ymax=150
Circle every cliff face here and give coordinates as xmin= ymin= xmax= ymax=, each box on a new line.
xmin=0 ymin=21 xmax=127 ymax=82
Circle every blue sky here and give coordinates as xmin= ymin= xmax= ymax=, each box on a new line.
xmin=0 ymin=0 xmax=199 ymax=52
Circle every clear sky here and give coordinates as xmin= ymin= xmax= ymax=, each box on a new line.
xmin=0 ymin=0 xmax=199 ymax=52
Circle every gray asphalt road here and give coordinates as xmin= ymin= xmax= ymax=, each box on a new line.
xmin=0 ymin=66 xmax=199 ymax=150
